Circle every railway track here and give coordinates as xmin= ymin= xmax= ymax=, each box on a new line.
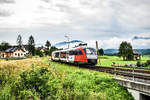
xmin=79 ymin=65 xmax=150 ymax=81
xmin=52 ymin=60 xmax=150 ymax=81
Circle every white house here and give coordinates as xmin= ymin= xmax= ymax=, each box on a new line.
xmin=0 ymin=47 xmax=26 ymax=58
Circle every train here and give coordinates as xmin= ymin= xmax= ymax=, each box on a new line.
xmin=51 ymin=46 xmax=97 ymax=65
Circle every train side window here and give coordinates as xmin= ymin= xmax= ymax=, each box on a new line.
xmin=69 ymin=50 xmax=74 ymax=55
xmin=86 ymin=49 xmax=91 ymax=54
xmin=69 ymin=49 xmax=82 ymax=55
xmin=60 ymin=52 xmax=67 ymax=58
xmin=75 ymin=49 xmax=82 ymax=55
xmin=74 ymin=50 xmax=78 ymax=55
xmin=55 ymin=52 xmax=59 ymax=58
xmin=86 ymin=48 xmax=96 ymax=55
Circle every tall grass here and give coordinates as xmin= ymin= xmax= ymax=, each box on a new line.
xmin=0 ymin=57 xmax=134 ymax=100
xmin=44 ymin=59 xmax=134 ymax=100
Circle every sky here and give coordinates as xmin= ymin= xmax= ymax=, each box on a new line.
xmin=0 ymin=0 xmax=150 ymax=49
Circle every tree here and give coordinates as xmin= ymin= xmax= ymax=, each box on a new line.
xmin=44 ymin=46 xmax=58 ymax=56
xmin=45 ymin=40 xmax=51 ymax=50
xmin=28 ymin=35 xmax=35 ymax=56
xmin=0 ymin=42 xmax=11 ymax=51
xmin=16 ymin=34 xmax=23 ymax=48
xmin=35 ymin=48 xmax=44 ymax=57
xmin=98 ymin=48 xmax=104 ymax=56
xmin=44 ymin=49 xmax=50 ymax=56
xmin=49 ymin=46 xmax=58 ymax=56
xmin=118 ymin=41 xmax=133 ymax=60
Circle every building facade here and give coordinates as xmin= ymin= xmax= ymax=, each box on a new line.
xmin=0 ymin=48 xmax=26 ymax=58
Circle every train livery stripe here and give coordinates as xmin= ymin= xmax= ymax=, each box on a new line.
xmin=74 ymin=48 xmax=88 ymax=63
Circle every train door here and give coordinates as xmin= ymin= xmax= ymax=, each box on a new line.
xmin=68 ymin=50 xmax=75 ymax=63
xmin=66 ymin=51 xmax=69 ymax=62
xmin=60 ymin=52 xmax=67 ymax=62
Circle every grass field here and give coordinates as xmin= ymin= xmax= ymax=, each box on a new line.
xmin=97 ymin=55 xmax=150 ymax=67
xmin=0 ymin=57 xmax=134 ymax=100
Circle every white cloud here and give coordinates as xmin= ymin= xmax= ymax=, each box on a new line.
xmin=0 ymin=0 xmax=150 ymax=48
xmin=87 ymin=36 xmax=150 ymax=49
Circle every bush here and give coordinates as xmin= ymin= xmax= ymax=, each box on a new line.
xmin=35 ymin=49 xmax=44 ymax=57
xmin=147 ymin=60 xmax=150 ymax=65
xmin=136 ymin=61 xmax=141 ymax=67
xmin=137 ymin=61 xmax=148 ymax=67
xmin=14 ymin=67 xmax=61 ymax=99
xmin=141 ymin=63 xmax=148 ymax=67
xmin=0 ymin=85 xmax=15 ymax=100
xmin=24 ymin=54 xmax=32 ymax=58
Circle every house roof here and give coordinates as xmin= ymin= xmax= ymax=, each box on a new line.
xmin=133 ymin=51 xmax=140 ymax=55
xmin=5 ymin=47 xmax=17 ymax=53
xmin=5 ymin=47 xmax=25 ymax=53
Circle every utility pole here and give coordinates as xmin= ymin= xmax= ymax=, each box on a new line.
xmin=96 ymin=41 xmax=100 ymax=65
xmin=96 ymin=41 xmax=98 ymax=54
xmin=65 ymin=35 xmax=70 ymax=49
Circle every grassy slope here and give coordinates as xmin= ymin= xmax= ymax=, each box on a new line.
xmin=0 ymin=57 xmax=134 ymax=100
xmin=97 ymin=55 xmax=150 ymax=67
xmin=44 ymin=59 xmax=134 ymax=100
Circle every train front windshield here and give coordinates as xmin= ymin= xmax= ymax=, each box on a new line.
xmin=84 ymin=48 xmax=97 ymax=55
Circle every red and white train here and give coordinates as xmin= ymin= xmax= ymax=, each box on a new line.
xmin=51 ymin=46 xmax=97 ymax=65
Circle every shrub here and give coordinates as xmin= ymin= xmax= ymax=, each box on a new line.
xmin=14 ymin=67 xmax=61 ymax=99
xmin=136 ymin=61 xmax=141 ymax=67
xmin=0 ymin=85 xmax=15 ymax=100
xmin=141 ymin=63 xmax=147 ymax=67
xmin=24 ymin=54 xmax=32 ymax=58
xmin=35 ymin=49 xmax=44 ymax=57
xmin=147 ymin=60 xmax=150 ymax=65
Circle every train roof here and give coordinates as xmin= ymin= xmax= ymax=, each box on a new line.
xmin=53 ymin=46 xmax=96 ymax=52
xmin=52 ymin=46 xmax=95 ymax=53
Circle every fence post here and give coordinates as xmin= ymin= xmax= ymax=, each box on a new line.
xmin=114 ymin=66 xmax=117 ymax=78
xmin=133 ymin=67 xmax=135 ymax=81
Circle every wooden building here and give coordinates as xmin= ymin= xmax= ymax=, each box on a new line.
xmin=133 ymin=51 xmax=141 ymax=60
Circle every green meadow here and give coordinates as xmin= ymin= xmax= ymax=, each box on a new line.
xmin=0 ymin=57 xmax=134 ymax=100
xmin=97 ymin=55 xmax=150 ymax=68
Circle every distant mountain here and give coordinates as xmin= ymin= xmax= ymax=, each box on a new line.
xmin=134 ymin=49 xmax=150 ymax=55
xmin=104 ymin=49 xmax=150 ymax=55
xmin=104 ymin=49 xmax=119 ymax=56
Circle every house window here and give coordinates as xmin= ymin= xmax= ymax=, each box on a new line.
xmin=18 ymin=53 xmax=20 ymax=57
xmin=21 ymin=53 xmax=23 ymax=55
xmin=15 ymin=53 xmax=17 ymax=56
xmin=2 ymin=54 xmax=4 ymax=58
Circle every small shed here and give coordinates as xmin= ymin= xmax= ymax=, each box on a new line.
xmin=133 ymin=51 xmax=141 ymax=60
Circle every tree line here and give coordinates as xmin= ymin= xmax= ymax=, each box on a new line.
xmin=0 ymin=35 xmax=57 ymax=57
xmin=98 ymin=41 xmax=135 ymax=61
xmin=0 ymin=35 xmax=135 ymax=60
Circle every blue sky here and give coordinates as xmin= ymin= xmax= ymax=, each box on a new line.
xmin=0 ymin=0 xmax=150 ymax=49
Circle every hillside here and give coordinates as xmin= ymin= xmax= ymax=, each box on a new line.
xmin=104 ymin=49 xmax=150 ymax=55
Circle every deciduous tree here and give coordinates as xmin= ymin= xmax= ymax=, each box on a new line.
xmin=98 ymin=48 xmax=104 ymax=56
xmin=0 ymin=42 xmax=11 ymax=51
xmin=118 ymin=41 xmax=133 ymax=60
xmin=49 ymin=46 xmax=58 ymax=56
